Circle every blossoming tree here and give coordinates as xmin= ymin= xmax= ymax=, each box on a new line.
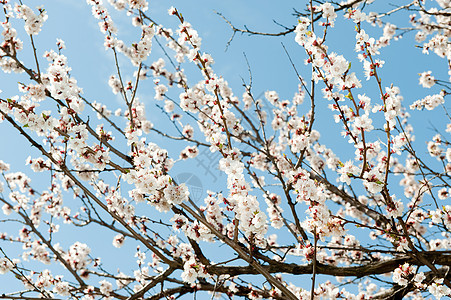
xmin=0 ymin=0 xmax=450 ymax=299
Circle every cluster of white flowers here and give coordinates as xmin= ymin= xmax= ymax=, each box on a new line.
xmin=164 ymin=183 xmax=189 ymax=205
xmin=149 ymin=57 xmax=183 ymax=85
xmin=201 ymin=192 xmax=225 ymax=232
xmin=382 ymin=86 xmax=403 ymax=131
xmin=294 ymin=17 xmax=311 ymax=46
xmin=218 ymin=155 xmax=268 ymax=240
xmin=353 ymin=113 xmax=374 ymax=132
xmin=337 ymin=160 xmax=359 ymax=185
xmin=25 ymin=156 xmax=48 ymax=173
xmin=410 ymin=93 xmax=445 ymax=111
xmin=427 ymin=134 xmax=446 ymax=160
xmin=43 ymin=50 xmax=85 ymax=113
xmin=92 ymin=102 xmax=112 ymax=120
xmin=385 ymin=195 xmax=404 ymax=218
xmin=128 ymin=24 xmax=154 ymax=65
xmin=419 ymin=71 xmax=436 ymax=88
xmin=422 ymin=33 xmax=450 ymax=58
xmin=362 ymin=168 xmax=385 ymax=194
xmin=62 ymin=242 xmax=91 ymax=270
xmin=0 ymin=0 xmax=450 ymax=298
xmin=107 ymin=0 xmax=127 ymax=10
xmin=177 ymin=21 xmax=201 ymax=50
xmin=23 ymin=240 xmax=51 ymax=264
xmin=181 ymin=258 xmax=207 ymax=284
xmin=99 ymin=279 xmax=113 ymax=296
xmin=108 ymin=75 xmax=122 ymax=95
xmin=87 ymin=0 xmax=117 ymax=34
xmin=319 ymin=3 xmax=337 ymax=24
xmin=179 ymin=86 xmax=209 ymax=113
xmin=11 ymin=102 xmax=55 ymax=137
xmin=438 ymin=187 xmax=450 ymax=200
xmin=265 ymin=193 xmax=284 ymax=229
xmin=429 ymin=205 xmax=451 ymax=231
xmin=408 ymin=3 xmax=451 ymax=82
xmin=429 ymin=278 xmax=451 ymax=299
xmin=126 ymin=0 xmax=148 ymax=11
xmin=14 ymin=4 xmax=47 ymax=35
xmin=0 ymin=160 xmax=11 ymax=172
xmin=1 ymin=11 xmax=24 ymax=70
xmin=289 ymin=168 xmax=346 ymax=239
xmin=89 ymin=144 xmax=111 ymax=170
xmin=122 ymin=139 xmax=195 ymax=213
xmin=179 ymin=145 xmax=199 ymax=160
xmin=105 ymin=189 xmax=135 ymax=221
xmin=0 ymin=257 xmax=15 ymax=274
xmin=88 ymin=0 xmax=153 ymax=66
xmin=53 ymin=280 xmax=71 ymax=296
xmin=154 ymin=83 xmax=168 ymax=100
xmin=392 ymin=263 xmax=415 ymax=286
xmin=18 ymin=83 xmax=46 ymax=102
xmin=112 ymin=234 xmax=125 ymax=248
